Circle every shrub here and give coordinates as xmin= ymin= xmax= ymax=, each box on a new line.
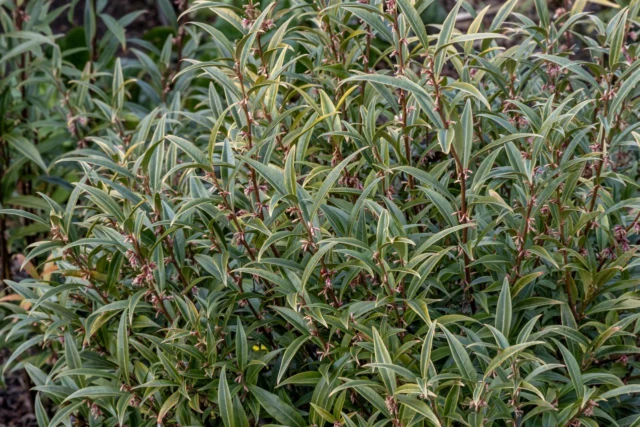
xmin=2 ymin=0 xmax=640 ymax=426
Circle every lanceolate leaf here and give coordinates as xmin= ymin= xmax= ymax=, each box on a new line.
xmin=247 ymin=386 xmax=306 ymax=427
xmin=219 ymin=368 xmax=235 ymax=427
xmin=440 ymin=325 xmax=477 ymax=383
xmin=372 ymin=327 xmax=397 ymax=393
xmin=495 ymin=278 xmax=512 ymax=338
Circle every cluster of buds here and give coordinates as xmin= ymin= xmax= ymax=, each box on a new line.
xmin=301 ymin=238 xmax=317 ymax=252
xmin=66 ymin=113 xmax=88 ymax=136
xmin=255 ymin=201 xmax=269 ymax=215
xmin=51 ymin=225 xmax=69 ymax=242
xmin=330 ymin=33 xmax=343 ymax=62
xmin=349 ymin=273 xmax=364 ymax=290
xmin=507 ymin=400 xmax=523 ymax=418
xmin=86 ymin=401 xmax=103 ymax=419
xmin=349 ymin=313 xmax=358 ymax=326
xmin=456 ymin=168 xmax=473 ymax=183
xmin=385 ymin=0 xmax=396 ymax=15
xmin=286 ymin=206 xmax=302 ymax=221
xmin=234 ymin=372 xmax=249 ymax=392
xmin=92 ymin=344 xmax=107 ymax=356
xmin=121 ymin=384 xmax=141 ymax=407
xmin=372 ymin=251 xmax=382 ymax=267
xmin=468 ymin=398 xmax=488 ymax=411
xmin=358 ymin=52 xmax=370 ymax=65
xmin=128 ymin=394 xmax=141 ymax=408
xmin=318 ymin=268 xmax=336 ymax=299
xmin=534 ymin=166 xmax=546 ymax=178
xmin=147 ymin=290 xmax=173 ymax=318
xmin=546 ymin=62 xmax=562 ymax=80
xmin=385 ymin=396 xmax=398 ymax=415
xmin=385 ymin=185 xmax=395 ymax=200
xmin=194 ymin=334 xmax=207 ymax=352
xmin=351 ymin=331 xmax=365 ymax=344
xmin=316 ymin=342 xmax=334 ymax=360
xmin=204 ymin=171 xmax=217 ymax=184
xmin=601 ymin=87 xmax=617 ymax=102
xmin=174 ymin=0 xmax=187 ymax=12
xmin=613 ymin=224 xmax=631 ymax=251
xmin=339 ymin=174 xmax=363 ymax=190
xmin=456 ymin=209 xmax=471 ymax=225
xmin=552 ymin=7 xmax=567 ymax=20
xmin=243 ymin=182 xmax=268 ymax=196
xmin=132 ymin=262 xmax=157 ymax=286
xmin=509 ymin=114 xmax=529 ymax=128
xmin=421 ymin=61 xmax=439 ymax=88
xmin=525 ymin=216 xmax=537 ymax=233
xmin=125 ymin=250 xmax=139 ymax=268
xmin=232 ymin=231 xmax=246 ymax=247
xmin=331 ymin=146 xmax=343 ymax=167
xmin=261 ymin=19 xmax=275 ymax=33
xmin=226 ymin=209 xmax=246 ymax=221
xmin=599 ymin=247 xmax=616 ymax=261
xmin=307 ymin=221 xmax=321 ymax=238
xmin=241 ymin=3 xmax=258 ymax=29
xmin=582 ymin=400 xmax=599 ymax=417
xmin=13 ymin=7 xmax=30 ymax=25
xmin=541 ymin=82 xmax=556 ymax=92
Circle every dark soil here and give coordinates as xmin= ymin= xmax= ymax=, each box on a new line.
xmin=0 ymin=349 xmax=37 ymax=427
xmin=0 ymin=256 xmax=35 ymax=427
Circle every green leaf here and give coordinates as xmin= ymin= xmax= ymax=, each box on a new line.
xmin=49 ymin=402 xmax=84 ymax=427
xmin=372 ymin=327 xmax=397 ymax=393
xmin=420 ymin=320 xmax=437 ymax=379
xmin=396 ymin=0 xmax=430 ymax=51
xmin=554 ymin=340 xmax=584 ymax=398
xmin=483 ymin=342 xmax=544 ymax=378
xmin=608 ymin=8 xmax=628 ymax=68
xmin=219 ymin=367 xmax=235 ymax=427
xmin=100 ymin=13 xmax=126 ymax=50
xmin=5 ymin=134 xmax=47 ymax=171
xmin=495 ymin=278 xmax=512 ymax=338
xmin=117 ymin=309 xmax=130 ymax=382
xmin=308 ymin=148 xmax=366 ymax=221
xmin=157 ymin=391 xmax=180 ymax=423
xmin=434 ymin=0 xmax=462 ymax=77
xmin=446 ymin=82 xmax=490 ymax=109
xmin=342 ymin=74 xmax=442 ymax=126
xmin=277 ymin=335 xmax=309 ymax=385
xmin=599 ymin=385 xmax=640 ymax=400
xmin=64 ymin=386 xmax=125 ymax=401
xmin=247 ymin=385 xmax=306 ymax=427
xmin=397 ymin=395 xmax=442 ymax=427
xmin=440 ymin=325 xmax=477 ymax=383
xmin=236 ymin=320 xmax=248 ymax=371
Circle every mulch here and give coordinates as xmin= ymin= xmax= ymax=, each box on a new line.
xmin=0 ymin=350 xmax=37 ymax=427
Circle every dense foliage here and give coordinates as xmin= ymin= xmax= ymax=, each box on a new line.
xmin=2 ymin=0 xmax=640 ymax=426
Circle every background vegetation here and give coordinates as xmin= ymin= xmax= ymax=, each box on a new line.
xmin=1 ymin=0 xmax=640 ymax=426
